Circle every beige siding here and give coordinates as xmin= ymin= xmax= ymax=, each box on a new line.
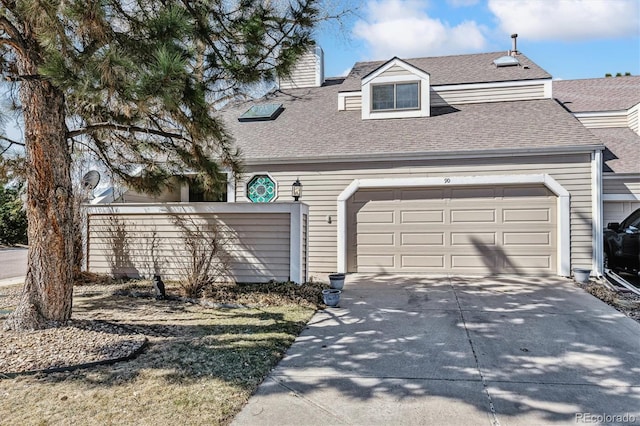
xmin=629 ymin=103 xmax=639 ymax=133
xmin=380 ymin=65 xmax=412 ymax=78
xmin=279 ymin=49 xmax=322 ymax=89
xmin=345 ymin=95 xmax=362 ymax=111
xmin=239 ymin=154 xmax=593 ymax=279
xmin=603 ymin=177 xmax=640 ymax=195
xmin=340 ymin=84 xmax=547 ymax=111
xmin=577 ymin=114 xmax=628 ymax=128
xmin=431 ymin=84 xmax=546 ymax=106
xmin=87 ymin=212 xmax=290 ymax=283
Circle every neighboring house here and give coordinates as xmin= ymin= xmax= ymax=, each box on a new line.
xmin=553 ymin=76 xmax=640 ymax=224
xmin=91 ymin=45 xmax=639 ymax=282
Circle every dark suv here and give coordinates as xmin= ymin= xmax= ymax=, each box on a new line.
xmin=604 ymin=208 xmax=640 ymax=275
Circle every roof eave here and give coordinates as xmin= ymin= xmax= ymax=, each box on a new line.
xmin=243 ymin=144 xmax=605 ymax=166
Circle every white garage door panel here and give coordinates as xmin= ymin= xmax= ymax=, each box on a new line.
xmin=452 ymin=255 xmax=494 ymax=268
xmin=359 ymin=211 xmax=394 ymax=223
xmin=401 ymin=233 xmax=444 ymax=245
xmin=503 ymin=232 xmax=550 ymax=245
xmin=401 ymin=210 xmax=444 ymax=223
xmin=503 ymin=208 xmax=550 ymax=222
xmin=401 ymin=255 xmax=444 ymax=268
xmin=451 ymin=232 xmax=496 ymax=245
xmin=451 ymin=209 xmax=496 ymax=223
xmin=350 ymin=185 xmax=557 ymax=275
xmin=508 ymin=256 xmax=552 ymax=268
xmin=359 ymin=255 xmax=395 ymax=268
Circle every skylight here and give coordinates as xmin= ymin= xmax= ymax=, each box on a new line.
xmin=493 ymin=56 xmax=520 ymax=67
xmin=238 ymin=103 xmax=284 ymax=122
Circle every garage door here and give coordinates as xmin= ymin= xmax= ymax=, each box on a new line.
xmin=604 ymin=201 xmax=640 ymax=225
xmin=348 ymin=185 xmax=557 ymax=275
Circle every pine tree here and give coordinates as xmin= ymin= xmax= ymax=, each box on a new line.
xmin=0 ymin=0 xmax=320 ymax=330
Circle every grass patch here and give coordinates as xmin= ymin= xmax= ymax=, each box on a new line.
xmin=0 ymin=279 xmax=321 ymax=425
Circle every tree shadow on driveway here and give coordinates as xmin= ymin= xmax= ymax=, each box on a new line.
xmin=238 ymin=274 xmax=640 ymax=425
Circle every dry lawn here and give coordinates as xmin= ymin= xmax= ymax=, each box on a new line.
xmin=0 ymin=279 xmax=323 ymax=425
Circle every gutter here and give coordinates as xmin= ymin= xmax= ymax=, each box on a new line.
xmin=242 ymin=144 xmax=605 ymax=166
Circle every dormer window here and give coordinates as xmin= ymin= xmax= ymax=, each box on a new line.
xmin=372 ymin=82 xmax=420 ymax=111
xmin=360 ymin=57 xmax=430 ymax=120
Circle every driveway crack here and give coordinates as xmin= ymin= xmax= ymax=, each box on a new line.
xmin=449 ymin=276 xmax=501 ymax=426
xmin=268 ymin=376 xmax=351 ymax=425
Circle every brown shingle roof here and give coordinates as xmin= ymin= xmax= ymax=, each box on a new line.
xmin=339 ymin=52 xmax=551 ymax=91
xmin=590 ymin=128 xmax=640 ymax=174
xmin=554 ymin=77 xmax=640 ymax=112
xmin=222 ymin=83 xmax=601 ymax=163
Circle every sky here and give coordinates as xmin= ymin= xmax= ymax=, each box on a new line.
xmin=314 ymin=0 xmax=640 ymax=80
xmin=2 ymin=0 xmax=639 ymax=148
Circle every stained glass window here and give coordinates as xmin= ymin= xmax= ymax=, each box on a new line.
xmin=247 ymin=174 xmax=277 ymax=203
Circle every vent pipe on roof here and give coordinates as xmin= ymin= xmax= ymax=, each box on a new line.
xmin=510 ymin=33 xmax=519 ymax=56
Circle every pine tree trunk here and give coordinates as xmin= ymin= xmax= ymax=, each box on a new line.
xmin=3 ymin=46 xmax=74 ymax=331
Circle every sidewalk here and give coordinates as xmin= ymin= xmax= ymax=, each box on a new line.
xmin=0 ymin=276 xmax=24 ymax=287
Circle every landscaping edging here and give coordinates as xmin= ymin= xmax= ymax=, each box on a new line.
xmin=1 ymin=337 xmax=148 ymax=379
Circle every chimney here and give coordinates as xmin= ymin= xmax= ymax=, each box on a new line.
xmin=510 ymin=33 xmax=519 ymax=56
xmin=278 ymin=46 xmax=324 ymax=90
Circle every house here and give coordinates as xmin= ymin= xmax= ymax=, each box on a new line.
xmin=553 ymin=76 xmax=640 ymax=224
xmin=86 ymin=44 xmax=640 ymax=283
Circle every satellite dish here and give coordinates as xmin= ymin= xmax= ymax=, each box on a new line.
xmin=81 ymin=170 xmax=100 ymax=199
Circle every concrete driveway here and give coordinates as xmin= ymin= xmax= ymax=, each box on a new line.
xmin=233 ymin=275 xmax=640 ymax=426
xmin=0 ymin=247 xmax=27 ymax=286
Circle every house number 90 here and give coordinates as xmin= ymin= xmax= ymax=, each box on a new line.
xmin=444 ymin=178 xmax=451 ymax=183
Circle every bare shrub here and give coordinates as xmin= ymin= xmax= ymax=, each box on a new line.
xmin=139 ymin=230 xmax=163 ymax=278
xmin=172 ymin=215 xmax=232 ymax=298
xmin=101 ymin=215 xmax=140 ymax=279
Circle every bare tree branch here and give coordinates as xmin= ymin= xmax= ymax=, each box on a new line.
xmin=67 ymin=123 xmax=185 ymax=139
xmin=0 ymin=134 xmax=24 ymax=155
xmin=0 ymin=16 xmax=25 ymax=55
xmin=0 ymin=36 xmax=23 ymax=52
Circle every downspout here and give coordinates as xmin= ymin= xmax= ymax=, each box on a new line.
xmin=592 ymin=150 xmax=603 ymax=276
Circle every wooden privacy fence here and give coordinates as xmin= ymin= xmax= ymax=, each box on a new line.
xmin=84 ymin=203 xmax=309 ymax=284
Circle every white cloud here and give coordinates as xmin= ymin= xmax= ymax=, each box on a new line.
xmin=353 ymin=0 xmax=488 ymax=60
xmin=489 ymin=0 xmax=640 ymax=41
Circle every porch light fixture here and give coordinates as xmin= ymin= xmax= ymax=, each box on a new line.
xmin=292 ymin=178 xmax=302 ymax=201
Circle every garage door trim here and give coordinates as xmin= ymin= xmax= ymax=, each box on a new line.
xmin=337 ymin=174 xmax=570 ymax=276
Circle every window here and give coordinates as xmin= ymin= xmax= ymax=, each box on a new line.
xmin=371 ymin=82 xmax=419 ymax=111
xmin=188 ymin=178 xmax=227 ymax=202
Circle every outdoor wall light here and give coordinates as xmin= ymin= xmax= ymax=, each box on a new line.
xmin=292 ymin=178 xmax=303 ymax=201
